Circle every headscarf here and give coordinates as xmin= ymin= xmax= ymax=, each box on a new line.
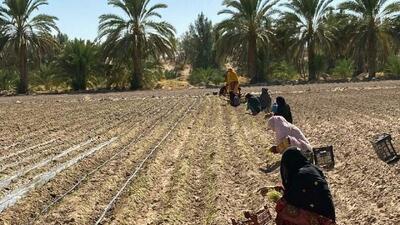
xmin=267 ymin=116 xmax=292 ymax=141
xmin=226 ymin=68 xmax=239 ymax=83
xmin=280 ymin=148 xmax=336 ymax=221
xmin=280 ymin=147 xmax=310 ymax=187
xmin=262 ymin=88 xmax=268 ymax=94
xmin=260 ymin=88 xmax=271 ymax=110
xmin=276 ymin=96 xmax=286 ymax=107
xmin=267 ymin=116 xmax=311 ymax=152
xmin=275 ymin=96 xmax=293 ymax=123
xmin=245 ymin=93 xmax=253 ymax=99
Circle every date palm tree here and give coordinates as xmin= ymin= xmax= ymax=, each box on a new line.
xmin=339 ymin=0 xmax=400 ymax=79
xmin=216 ymin=0 xmax=278 ymax=83
xmin=0 ymin=0 xmax=58 ymax=94
xmin=98 ymin=0 xmax=176 ymax=90
xmin=59 ymin=39 xmax=98 ymax=91
xmin=281 ymin=0 xmax=335 ymax=81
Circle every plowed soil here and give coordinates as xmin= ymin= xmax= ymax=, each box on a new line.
xmin=0 ymin=80 xmax=399 ymax=225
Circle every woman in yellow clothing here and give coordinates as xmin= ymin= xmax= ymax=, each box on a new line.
xmin=225 ymin=68 xmax=239 ymax=94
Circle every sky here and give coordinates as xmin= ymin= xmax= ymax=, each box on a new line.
xmin=40 ymin=0 xmax=347 ymax=41
xmin=41 ymin=0 xmax=227 ymax=41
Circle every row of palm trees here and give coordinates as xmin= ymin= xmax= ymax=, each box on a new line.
xmin=1 ymin=0 xmax=400 ymax=94
xmin=216 ymin=0 xmax=400 ymax=82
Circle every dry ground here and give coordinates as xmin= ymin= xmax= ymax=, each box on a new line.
xmin=0 ymin=81 xmax=399 ymax=225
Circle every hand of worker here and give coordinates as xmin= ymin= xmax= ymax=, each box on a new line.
xmin=258 ymin=187 xmax=269 ymax=197
xmin=269 ymin=146 xmax=278 ymax=154
xmin=264 ymin=113 xmax=274 ymax=120
xmin=258 ymin=185 xmax=284 ymax=196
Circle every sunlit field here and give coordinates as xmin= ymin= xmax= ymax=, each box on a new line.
xmin=0 ymin=81 xmax=399 ymax=225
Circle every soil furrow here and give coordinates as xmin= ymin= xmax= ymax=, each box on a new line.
xmin=29 ymin=99 xmax=194 ymax=225
xmin=0 ymin=99 xmax=155 ymax=177
xmin=0 ymin=98 xmax=182 ymax=224
xmin=0 ymin=99 xmax=144 ymax=156
xmin=110 ymin=97 xmax=213 ymax=225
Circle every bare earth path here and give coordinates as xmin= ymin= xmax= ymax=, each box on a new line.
xmin=0 ymin=80 xmax=399 ymax=225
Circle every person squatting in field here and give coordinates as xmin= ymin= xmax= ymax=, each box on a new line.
xmin=245 ymin=88 xmax=272 ymax=115
xmin=267 ymin=116 xmax=311 ymax=155
xmin=274 ymin=96 xmax=293 ymax=124
xmin=275 ymin=148 xmax=336 ymax=225
xmin=245 ymin=93 xmax=261 ymax=115
xmin=260 ymin=88 xmax=272 ymax=112
xmin=225 ymin=68 xmax=240 ymax=95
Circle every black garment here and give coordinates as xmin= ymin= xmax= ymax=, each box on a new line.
xmin=280 ymin=148 xmax=336 ymax=221
xmin=219 ymin=85 xmax=227 ymax=96
xmin=246 ymin=94 xmax=261 ymax=115
xmin=276 ymin=96 xmax=293 ymax=123
xmin=230 ymin=92 xmax=240 ymax=107
xmin=259 ymin=88 xmax=272 ymax=111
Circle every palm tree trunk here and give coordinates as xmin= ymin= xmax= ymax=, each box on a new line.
xmin=131 ymin=35 xmax=143 ymax=90
xmin=367 ymin=37 xmax=377 ymax=79
xmin=248 ymin=34 xmax=257 ymax=83
xmin=82 ymin=67 xmax=87 ymax=90
xmin=353 ymin=54 xmax=364 ymax=77
xmin=308 ymin=39 xmax=316 ymax=82
xmin=17 ymin=44 xmax=29 ymax=94
xmin=367 ymin=20 xmax=377 ymax=80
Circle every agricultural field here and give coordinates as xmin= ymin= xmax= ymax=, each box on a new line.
xmin=0 ymin=81 xmax=399 ymax=225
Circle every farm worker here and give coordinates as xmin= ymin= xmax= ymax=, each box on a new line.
xmin=275 ymin=148 xmax=336 ymax=225
xmin=272 ymin=102 xmax=278 ymax=113
xmin=219 ymin=85 xmax=227 ymax=96
xmin=267 ymin=116 xmax=312 ymax=155
xmin=225 ymin=68 xmax=239 ymax=95
xmin=259 ymin=88 xmax=272 ymax=112
xmin=274 ymin=96 xmax=293 ymax=123
xmin=245 ymin=93 xmax=261 ymax=115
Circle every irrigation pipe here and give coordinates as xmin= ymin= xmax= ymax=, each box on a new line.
xmin=0 ymin=101 xmax=146 ymax=167
xmin=0 ymin=139 xmax=57 ymax=162
xmin=94 ymin=99 xmax=198 ymax=225
xmin=28 ymin=100 xmax=183 ymax=224
xmin=0 ymin=99 xmax=128 ymax=153
xmin=0 ymin=102 xmax=151 ymax=175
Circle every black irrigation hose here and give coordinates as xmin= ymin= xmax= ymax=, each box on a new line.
xmin=0 ymin=99 xmax=134 ymax=152
xmin=28 ymin=99 xmax=185 ymax=225
xmin=0 ymin=101 xmax=152 ymax=173
xmin=0 ymin=100 xmax=147 ymax=163
xmin=1 ymin=100 xmax=169 ymax=188
xmin=94 ymin=98 xmax=199 ymax=225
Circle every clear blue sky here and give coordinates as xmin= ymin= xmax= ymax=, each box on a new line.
xmin=41 ymin=0 xmax=346 ymax=41
xmin=41 ymin=0 xmax=227 ymax=41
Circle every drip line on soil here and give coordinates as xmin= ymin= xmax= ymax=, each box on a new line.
xmin=0 ymin=138 xmax=117 ymax=213
xmin=0 ymin=139 xmax=57 ymax=162
xmin=0 ymin=100 xmax=116 ymax=152
xmin=0 ymin=139 xmax=94 ymax=190
xmin=27 ymin=100 xmax=184 ymax=224
xmin=0 ymin=100 xmax=148 ymax=157
xmin=94 ymin=99 xmax=199 ymax=225
xmin=0 ymin=102 xmax=150 ymax=177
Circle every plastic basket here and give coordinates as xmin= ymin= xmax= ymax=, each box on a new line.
xmin=231 ymin=205 xmax=272 ymax=225
xmin=371 ymin=133 xmax=399 ymax=163
xmin=313 ymin=146 xmax=335 ymax=169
